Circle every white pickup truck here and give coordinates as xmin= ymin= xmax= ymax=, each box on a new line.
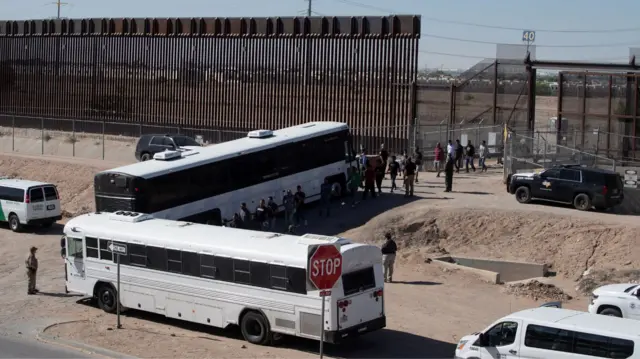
xmin=588 ymin=283 xmax=640 ymax=320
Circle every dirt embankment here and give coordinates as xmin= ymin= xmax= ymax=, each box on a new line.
xmin=341 ymin=204 xmax=640 ymax=282
xmin=0 ymin=154 xmax=115 ymax=216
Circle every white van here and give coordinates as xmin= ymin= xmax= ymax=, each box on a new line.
xmin=0 ymin=179 xmax=62 ymax=232
xmin=455 ymin=307 xmax=639 ymax=359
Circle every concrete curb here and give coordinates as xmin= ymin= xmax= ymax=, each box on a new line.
xmin=37 ymin=320 xmax=137 ymax=359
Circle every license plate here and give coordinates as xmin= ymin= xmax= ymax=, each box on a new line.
xmin=613 ymin=189 xmax=619 ymax=194
xmin=46 ymin=204 xmax=56 ymax=210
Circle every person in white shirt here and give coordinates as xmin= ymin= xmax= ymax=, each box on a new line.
xmin=446 ymin=140 xmax=455 ymax=160
xmin=478 ymin=140 xmax=488 ymax=172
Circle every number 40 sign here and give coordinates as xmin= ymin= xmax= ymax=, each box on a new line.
xmin=522 ymin=30 xmax=536 ymax=43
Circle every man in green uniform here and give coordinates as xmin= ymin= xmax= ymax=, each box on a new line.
xmin=26 ymin=246 xmax=39 ymax=295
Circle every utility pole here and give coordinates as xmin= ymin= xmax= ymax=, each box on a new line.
xmin=307 ymin=0 xmax=312 ymax=16
xmin=48 ymin=0 xmax=69 ymax=19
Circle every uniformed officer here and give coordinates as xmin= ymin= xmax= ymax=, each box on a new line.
xmin=380 ymin=233 xmax=398 ymax=283
xmin=25 ymin=246 xmax=39 ymax=295
xmin=444 ymin=156 xmax=455 ymax=193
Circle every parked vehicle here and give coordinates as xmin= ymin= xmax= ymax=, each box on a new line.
xmin=96 ymin=122 xmax=354 ymax=224
xmin=63 ymin=211 xmax=385 ymax=345
xmin=508 ymin=164 xmax=624 ymax=211
xmin=0 ymin=178 xmax=61 ymax=232
xmin=134 ymin=134 xmax=202 ymax=162
xmin=588 ymin=283 xmax=640 ymax=320
xmin=455 ymin=306 xmax=639 ymax=358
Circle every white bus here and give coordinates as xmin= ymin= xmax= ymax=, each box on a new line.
xmin=94 ymin=122 xmax=355 ymax=224
xmin=62 ymin=211 xmax=386 ymax=345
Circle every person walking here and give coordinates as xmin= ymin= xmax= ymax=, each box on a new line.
xmin=404 ymin=157 xmax=416 ymax=197
xmin=238 ymin=203 xmax=252 ymax=229
xmin=444 ymin=156 xmax=455 ymax=192
xmin=26 ymin=246 xmax=39 ymax=295
xmin=346 ymin=166 xmax=361 ymax=207
xmin=374 ymin=158 xmax=385 ymax=194
xmin=267 ymin=196 xmax=278 ymax=229
xmin=255 ymin=199 xmax=269 ymax=230
xmin=319 ymin=178 xmax=332 ymax=217
xmin=282 ymin=190 xmax=295 ymax=226
xmin=446 ymin=140 xmax=455 ymax=161
xmin=294 ymin=185 xmax=307 ymax=226
xmin=414 ymin=146 xmax=423 ymax=183
xmin=379 ymin=144 xmax=389 ymax=172
xmin=380 ymin=233 xmax=397 ymax=283
xmin=478 ymin=140 xmax=488 ymax=172
xmin=465 ymin=140 xmax=476 ymax=172
xmin=359 ymin=149 xmax=368 ymax=175
xmin=362 ymin=163 xmax=376 ymax=200
xmin=399 ymin=150 xmax=408 ymax=181
xmin=434 ymin=142 xmax=444 ymax=177
xmin=387 ymin=155 xmax=400 ymax=192
xmin=454 ymin=139 xmax=464 ymax=173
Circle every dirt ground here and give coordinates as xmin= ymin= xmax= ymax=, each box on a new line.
xmin=0 ymin=152 xmax=637 ymax=358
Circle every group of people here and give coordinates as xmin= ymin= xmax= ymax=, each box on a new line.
xmin=224 ymin=139 xmax=491 ymax=231
xmin=228 ymin=185 xmax=316 ymax=234
xmin=347 ymin=144 xmax=422 ymax=202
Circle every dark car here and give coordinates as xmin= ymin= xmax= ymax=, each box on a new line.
xmin=135 ymin=134 xmax=202 ymax=161
xmin=508 ymin=164 xmax=624 ymax=211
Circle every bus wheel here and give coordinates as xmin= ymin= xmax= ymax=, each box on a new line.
xmin=240 ymin=311 xmax=271 ymax=345
xmin=97 ymin=284 xmax=118 ymax=314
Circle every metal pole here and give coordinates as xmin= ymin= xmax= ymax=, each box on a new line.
xmin=41 ymin=117 xmax=44 ymax=155
xmin=102 ymin=121 xmax=105 ymax=160
xmin=117 ymin=253 xmax=121 ymax=329
xmin=72 ymin=118 xmax=75 ymax=157
xmin=11 ymin=115 xmax=15 ymax=152
xmin=319 ymin=295 xmax=325 ymax=359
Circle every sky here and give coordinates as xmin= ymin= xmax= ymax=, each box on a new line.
xmin=2 ymin=0 xmax=640 ymax=70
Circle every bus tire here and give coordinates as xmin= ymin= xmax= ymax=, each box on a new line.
xmin=97 ymin=284 xmax=118 ymax=314
xmin=8 ymin=214 xmax=21 ymax=232
xmin=240 ymin=311 xmax=271 ymax=346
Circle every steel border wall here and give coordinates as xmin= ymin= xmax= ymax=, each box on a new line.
xmin=0 ymin=16 xmax=421 ymax=153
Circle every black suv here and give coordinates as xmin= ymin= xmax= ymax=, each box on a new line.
xmin=508 ymin=165 xmax=624 ymax=211
xmin=134 ymin=134 xmax=202 ymax=161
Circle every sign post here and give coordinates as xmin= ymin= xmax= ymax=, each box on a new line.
xmin=108 ymin=242 xmax=128 ymax=329
xmin=522 ymin=30 xmax=536 ymax=55
xmin=308 ymin=244 xmax=343 ymax=359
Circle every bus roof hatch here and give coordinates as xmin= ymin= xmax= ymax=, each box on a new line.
xmin=247 ymin=129 xmax=273 ymax=138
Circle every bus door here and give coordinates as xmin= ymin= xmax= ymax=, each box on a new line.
xmin=65 ymin=236 xmax=86 ymax=292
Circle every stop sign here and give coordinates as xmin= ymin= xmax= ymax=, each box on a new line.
xmin=308 ymin=244 xmax=343 ymax=290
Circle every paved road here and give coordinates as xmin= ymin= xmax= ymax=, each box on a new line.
xmin=0 ymin=335 xmax=93 ymax=358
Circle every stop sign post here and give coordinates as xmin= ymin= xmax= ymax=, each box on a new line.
xmin=308 ymin=244 xmax=343 ymax=359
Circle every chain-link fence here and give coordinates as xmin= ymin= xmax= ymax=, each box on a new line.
xmin=0 ymin=114 xmax=415 ymax=163
xmin=0 ymin=114 xmax=246 ymax=162
xmin=503 ymin=129 xmax=617 ymax=181
xmin=416 ymin=123 xmax=504 ymax=161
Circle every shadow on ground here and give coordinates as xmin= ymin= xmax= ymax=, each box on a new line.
xmin=0 ymin=222 xmax=64 ymax=235
xmin=391 ymin=280 xmax=442 ymax=286
xmin=302 ymin=192 xmax=445 ymax=236
xmin=78 ymin=299 xmax=454 ymax=358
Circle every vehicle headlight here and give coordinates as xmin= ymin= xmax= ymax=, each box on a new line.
xmin=591 ymin=294 xmax=598 ymax=305
xmin=457 ymin=340 xmax=468 ymax=350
